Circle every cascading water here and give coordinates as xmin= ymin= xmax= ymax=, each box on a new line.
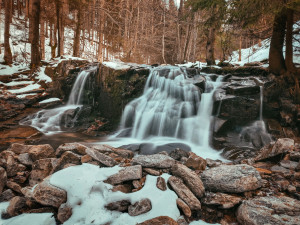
xmin=112 ymin=66 xmax=223 ymax=156
xmin=20 ymin=68 xmax=95 ymax=134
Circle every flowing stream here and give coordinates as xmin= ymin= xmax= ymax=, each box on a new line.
xmin=20 ymin=68 xmax=94 ymax=134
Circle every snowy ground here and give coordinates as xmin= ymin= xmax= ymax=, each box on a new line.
xmin=0 ymin=164 xmax=217 ymax=225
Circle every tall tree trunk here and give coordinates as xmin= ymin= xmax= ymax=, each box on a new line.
xmin=0 ymin=0 xmax=2 ymax=54
xmin=55 ymin=0 xmax=61 ymax=56
xmin=162 ymin=6 xmax=167 ymax=64
xmin=238 ymin=35 xmax=242 ymax=62
xmin=73 ymin=9 xmax=81 ymax=57
xmin=4 ymin=0 xmax=13 ymax=65
xmin=40 ymin=1 xmax=45 ymax=60
xmin=31 ymin=0 xmax=40 ymax=68
xmin=206 ymin=27 xmax=216 ymax=65
xmin=269 ymin=7 xmax=287 ymax=75
xmin=28 ymin=0 xmax=33 ymax=42
xmin=285 ymin=8 xmax=295 ymax=72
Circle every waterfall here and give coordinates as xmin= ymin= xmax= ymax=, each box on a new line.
xmin=118 ymin=66 xmax=223 ymax=148
xmin=20 ymin=68 xmax=94 ymax=134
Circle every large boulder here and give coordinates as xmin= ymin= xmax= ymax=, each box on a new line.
xmin=86 ymin=148 xmax=117 ymax=167
xmin=237 ymin=196 xmax=300 ymax=225
xmin=255 ymin=138 xmax=294 ymax=161
xmin=0 ymin=167 xmax=7 ymax=194
xmin=171 ymin=163 xmax=205 ymax=198
xmin=202 ymin=192 xmax=242 ymax=209
xmin=201 ymin=164 xmax=262 ymax=193
xmin=28 ymin=144 xmax=56 ymax=161
xmin=29 ymin=158 xmax=58 ymax=186
xmin=33 ymin=178 xmax=67 ymax=208
xmin=132 ymin=154 xmax=175 ymax=169
xmin=128 ymin=198 xmax=152 ymax=216
xmin=55 ymin=142 xmax=88 ymax=157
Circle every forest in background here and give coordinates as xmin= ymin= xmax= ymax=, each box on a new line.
xmin=0 ymin=0 xmax=300 ymax=75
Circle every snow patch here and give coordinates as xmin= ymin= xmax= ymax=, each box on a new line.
xmin=102 ymin=61 xmax=131 ymax=70
xmin=16 ymin=93 xmax=38 ymax=99
xmin=8 ymin=83 xmax=41 ymax=94
xmin=39 ymin=98 xmax=61 ymax=104
xmin=35 ymin=67 xmax=52 ymax=83
xmin=49 ymin=164 xmax=180 ymax=225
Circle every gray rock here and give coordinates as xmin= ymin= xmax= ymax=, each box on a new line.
xmin=168 ymin=176 xmax=201 ymax=210
xmin=255 ymin=138 xmax=294 ymax=161
xmin=105 ymin=165 xmax=142 ymax=185
xmin=177 ymin=216 xmax=189 ymax=225
xmin=56 ymin=142 xmax=88 ymax=157
xmin=296 ymin=162 xmax=300 ymax=172
xmin=86 ymin=148 xmax=117 ymax=167
xmin=290 ymin=151 xmax=300 ymax=161
xmin=237 ymin=196 xmax=300 ymax=225
xmin=105 ymin=200 xmax=131 ymax=212
xmin=0 ymin=189 xmax=15 ymax=202
xmin=132 ymin=154 xmax=175 ymax=169
xmin=128 ymin=198 xmax=152 ymax=216
xmin=0 ymin=167 xmax=7 ymax=194
xmin=202 ymin=192 xmax=242 ymax=209
xmin=270 ymin=165 xmax=292 ymax=176
xmin=171 ymin=163 xmax=205 ymax=198
xmin=92 ymin=144 xmax=134 ymax=158
xmin=156 ymin=177 xmax=167 ymax=191
xmin=201 ymin=164 xmax=262 ymax=193
xmin=17 ymin=153 xmax=34 ymax=166
xmin=143 ymin=168 xmax=161 ymax=176
xmin=169 ymin=148 xmax=189 ymax=161
xmin=280 ymin=160 xmax=299 ymax=170
xmin=33 ymin=178 xmax=67 ymax=208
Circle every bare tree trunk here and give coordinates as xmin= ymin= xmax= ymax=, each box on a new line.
xmin=31 ymin=0 xmax=40 ymax=68
xmin=4 ymin=0 xmax=13 ymax=65
xmin=206 ymin=27 xmax=216 ymax=65
xmin=162 ymin=6 xmax=167 ymax=64
xmin=0 ymin=0 xmax=2 ymax=54
xmin=269 ymin=7 xmax=287 ymax=75
xmin=40 ymin=1 xmax=45 ymax=60
xmin=55 ymin=0 xmax=61 ymax=56
xmin=73 ymin=9 xmax=82 ymax=57
xmin=285 ymin=8 xmax=295 ymax=72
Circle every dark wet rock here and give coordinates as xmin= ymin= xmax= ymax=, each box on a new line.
xmin=105 ymin=200 xmax=131 ymax=212
xmin=201 ymin=164 xmax=262 ymax=193
xmin=255 ymin=138 xmax=294 ymax=161
xmin=57 ymin=204 xmax=73 ymax=223
xmin=226 ymin=80 xmax=260 ymax=96
xmin=52 ymin=151 xmax=81 ymax=173
xmin=177 ymin=216 xmax=188 ymax=225
xmin=29 ymin=158 xmax=58 ymax=186
xmin=156 ymin=177 xmax=167 ymax=191
xmin=176 ymin=198 xmax=191 ymax=217
xmin=169 ymin=148 xmax=189 ymax=161
xmin=33 ymin=178 xmax=67 ymax=208
xmin=137 ymin=216 xmax=178 ymax=225
xmin=86 ymin=148 xmax=117 ymax=167
xmin=237 ymin=196 xmax=300 ymax=225
xmin=171 ymin=163 xmax=205 ymax=198
xmin=55 ymin=142 xmax=88 ymax=156
xmin=168 ymin=176 xmax=201 ymax=211
xmin=184 ymin=152 xmax=207 ymax=171
xmin=202 ymin=192 xmax=242 ymax=209
xmin=132 ymin=154 xmax=175 ymax=169
xmin=0 ymin=167 xmax=7 ymax=194
xmin=105 ymin=165 xmax=142 ymax=185
xmin=128 ymin=198 xmax=152 ymax=216
xmin=6 ymin=196 xmax=27 ymax=217
xmin=139 ymin=143 xmax=191 ymax=155
xmin=267 ymin=119 xmax=283 ymax=135
xmin=0 ymin=189 xmax=15 ymax=202
xmin=296 ymin=162 xmax=300 ymax=172
xmin=280 ymin=160 xmax=298 ymax=170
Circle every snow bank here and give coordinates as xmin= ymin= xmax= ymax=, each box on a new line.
xmin=102 ymin=61 xmax=131 ymax=70
xmin=0 ymin=64 xmax=29 ymax=76
xmin=35 ymin=67 xmax=52 ymax=83
xmin=0 ymin=80 xmax=33 ymax=86
xmin=8 ymin=83 xmax=41 ymax=94
xmin=49 ymin=163 xmax=180 ymax=225
xmin=16 ymin=93 xmax=38 ymax=99
xmin=39 ymin=98 xmax=61 ymax=104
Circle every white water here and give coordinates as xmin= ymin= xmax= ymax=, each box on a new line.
xmin=20 ymin=70 xmax=92 ymax=134
xmin=108 ymin=66 xmax=224 ymax=159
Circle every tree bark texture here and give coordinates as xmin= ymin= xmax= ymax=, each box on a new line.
xmin=31 ymin=0 xmax=41 ymax=68
xmin=4 ymin=0 xmax=13 ymax=65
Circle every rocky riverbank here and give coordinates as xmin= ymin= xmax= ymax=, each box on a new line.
xmin=0 ymin=138 xmax=299 ymax=224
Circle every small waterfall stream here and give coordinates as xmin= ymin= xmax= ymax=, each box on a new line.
xmin=20 ymin=68 xmax=95 ymax=134
xmin=109 ymin=66 xmax=224 ymax=157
